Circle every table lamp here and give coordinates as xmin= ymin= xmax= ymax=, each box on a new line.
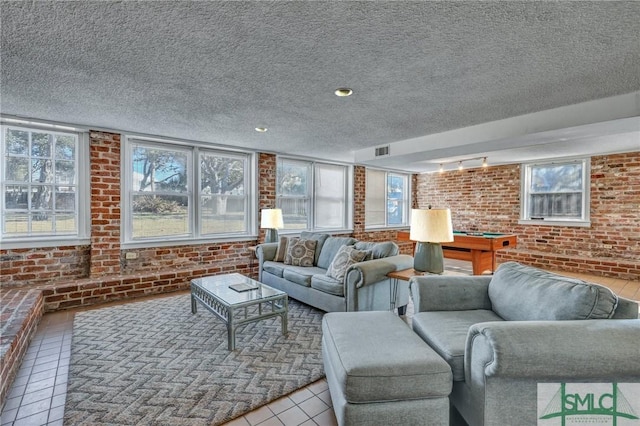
xmin=260 ymin=208 xmax=284 ymax=243
xmin=409 ymin=208 xmax=454 ymax=274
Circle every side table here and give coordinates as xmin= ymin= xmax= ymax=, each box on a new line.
xmin=387 ymin=268 xmax=467 ymax=313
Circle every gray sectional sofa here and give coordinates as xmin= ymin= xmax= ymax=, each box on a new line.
xmin=256 ymin=231 xmax=413 ymax=312
xmin=322 ymin=262 xmax=640 ymax=426
xmin=410 ymin=262 xmax=640 ymax=426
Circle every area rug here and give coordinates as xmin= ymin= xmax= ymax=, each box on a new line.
xmin=63 ymin=293 xmax=325 ymax=425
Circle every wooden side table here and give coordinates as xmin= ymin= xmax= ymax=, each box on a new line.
xmin=387 ymin=268 xmax=468 ymax=312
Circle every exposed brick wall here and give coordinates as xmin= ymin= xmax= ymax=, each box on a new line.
xmin=258 ymin=153 xmax=277 ymax=244
xmin=89 ymin=131 xmax=122 ymax=277
xmin=415 ymin=152 xmax=640 ymax=279
xmin=0 ymin=246 xmax=90 ymax=288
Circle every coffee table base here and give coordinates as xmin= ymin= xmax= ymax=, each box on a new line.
xmin=191 ymin=283 xmax=288 ymax=351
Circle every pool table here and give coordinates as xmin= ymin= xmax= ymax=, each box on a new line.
xmin=397 ymin=231 xmax=517 ymax=275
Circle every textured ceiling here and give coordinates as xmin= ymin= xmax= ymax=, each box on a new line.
xmin=1 ymin=1 xmax=639 ymax=172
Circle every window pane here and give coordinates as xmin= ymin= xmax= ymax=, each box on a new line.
xmin=4 ymin=185 xmax=28 ymax=209
xmin=55 ymin=188 xmax=76 ymax=210
xmin=315 ymin=164 xmax=346 ymax=229
xmin=387 ymin=174 xmax=406 ymax=225
xmin=6 ymin=129 xmax=28 ymax=155
xmin=31 ymin=133 xmax=52 ymax=157
xmin=31 ymin=159 xmax=54 ymax=182
xmin=55 ymin=160 xmax=75 ymax=184
xmin=201 ymin=195 xmax=246 ymax=234
xmin=3 ymin=213 xmax=28 ymax=235
xmin=55 ymin=214 xmax=76 ymax=233
xmin=2 ymin=126 xmax=79 ymax=239
xmin=30 ymin=212 xmax=54 ymax=233
xmin=132 ymin=146 xmax=188 ymax=193
xmin=531 ymin=163 xmax=582 ymax=192
xmin=132 ymin=194 xmax=189 ymax=238
xmin=524 ymin=161 xmax=586 ymax=221
xmin=365 ymin=170 xmax=386 ymax=226
xmin=277 ymin=160 xmax=310 ymax=229
xmin=5 ymin=157 xmax=29 ymax=181
xmin=200 ymin=154 xmax=245 ymax=195
xmin=30 ymin=185 xmax=53 ymax=210
xmin=55 ymin=135 xmax=75 ymax=160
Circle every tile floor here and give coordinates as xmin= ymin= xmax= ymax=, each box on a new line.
xmin=1 ymin=260 xmax=638 ymax=426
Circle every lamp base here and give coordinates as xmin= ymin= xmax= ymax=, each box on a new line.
xmin=264 ymin=228 xmax=279 ymax=243
xmin=414 ymin=242 xmax=445 ymax=274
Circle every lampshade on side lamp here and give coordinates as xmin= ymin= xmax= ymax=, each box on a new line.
xmin=409 ymin=208 xmax=454 ymax=274
xmin=260 ymin=209 xmax=284 ymax=243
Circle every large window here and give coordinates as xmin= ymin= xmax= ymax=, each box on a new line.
xmin=1 ymin=125 xmax=86 ymax=243
xmin=276 ymin=158 xmax=350 ymax=231
xmin=365 ymin=169 xmax=410 ymax=228
xmin=125 ymin=138 xmax=252 ymax=244
xmin=521 ymin=158 xmax=590 ymax=225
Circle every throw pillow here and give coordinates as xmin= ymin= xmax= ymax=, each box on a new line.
xmin=284 ymin=238 xmax=317 ymax=267
xmin=274 ymin=236 xmax=289 ymax=262
xmin=326 ymin=245 xmax=369 ymax=281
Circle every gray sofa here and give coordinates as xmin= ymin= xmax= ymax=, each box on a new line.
xmin=256 ymin=231 xmax=414 ymax=312
xmin=410 ymin=262 xmax=640 ymax=426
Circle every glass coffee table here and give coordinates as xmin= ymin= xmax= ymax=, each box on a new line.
xmin=190 ymin=273 xmax=288 ymax=350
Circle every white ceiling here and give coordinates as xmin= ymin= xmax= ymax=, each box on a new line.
xmin=1 ymin=1 xmax=639 ymax=173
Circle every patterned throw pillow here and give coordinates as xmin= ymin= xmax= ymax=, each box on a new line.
xmin=284 ymin=238 xmax=317 ymax=267
xmin=326 ymin=245 xmax=369 ymax=281
xmin=274 ymin=236 xmax=289 ymax=262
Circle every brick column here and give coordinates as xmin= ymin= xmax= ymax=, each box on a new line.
xmin=353 ymin=165 xmax=366 ymax=239
xmin=258 ymin=153 xmax=277 ymax=243
xmin=89 ymin=131 xmax=122 ymax=277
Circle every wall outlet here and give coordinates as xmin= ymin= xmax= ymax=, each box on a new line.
xmin=125 ymin=252 xmax=138 ymax=260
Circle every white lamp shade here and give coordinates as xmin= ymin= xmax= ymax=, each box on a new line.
xmin=409 ymin=208 xmax=453 ymax=243
xmin=260 ymin=208 xmax=284 ymax=229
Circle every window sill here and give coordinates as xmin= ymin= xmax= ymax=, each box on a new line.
xmin=518 ymin=219 xmax=591 ymax=228
xmin=0 ymin=237 xmax=91 ymax=250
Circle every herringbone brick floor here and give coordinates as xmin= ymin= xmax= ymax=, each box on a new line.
xmin=1 ymin=260 xmax=638 ymax=426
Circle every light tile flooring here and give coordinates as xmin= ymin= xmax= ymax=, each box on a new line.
xmin=2 ymin=260 xmax=638 ymax=426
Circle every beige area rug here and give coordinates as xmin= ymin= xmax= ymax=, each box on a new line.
xmin=64 ymin=294 xmax=325 ymax=425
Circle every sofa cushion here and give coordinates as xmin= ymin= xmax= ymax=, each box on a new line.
xmin=284 ymin=238 xmax=317 ymax=267
xmin=412 ymin=310 xmax=503 ymax=382
xmin=326 ymin=245 xmax=369 ymax=281
xmin=488 ymin=262 xmax=619 ymax=321
xmin=311 ymin=274 xmax=344 ymax=296
xmin=354 ymin=241 xmax=399 ymax=260
xmin=317 ymin=236 xmax=357 ymax=269
xmin=283 ymin=266 xmax=326 ymax=287
xmin=262 ymin=260 xmax=285 ymax=278
xmin=300 ymin=232 xmax=330 ymax=265
xmin=274 ymin=236 xmax=289 ymax=262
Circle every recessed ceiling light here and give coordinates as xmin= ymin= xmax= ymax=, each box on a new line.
xmin=334 ymin=88 xmax=353 ymax=97
xmin=255 ymin=127 xmax=268 ymax=133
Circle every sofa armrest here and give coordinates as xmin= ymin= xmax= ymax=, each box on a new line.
xmin=410 ymin=276 xmax=492 ymax=312
xmin=345 ymin=254 xmax=415 ymax=289
xmin=466 ymin=319 xmax=640 ymax=380
xmin=256 ymin=243 xmax=278 ymax=281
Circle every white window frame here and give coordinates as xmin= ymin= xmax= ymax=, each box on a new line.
xmin=365 ymin=168 xmax=411 ymax=229
xmin=519 ymin=157 xmax=591 ymax=227
xmin=122 ymin=136 xmax=256 ymax=248
xmin=0 ymin=121 xmax=90 ymax=249
xmin=276 ymin=157 xmax=353 ymax=233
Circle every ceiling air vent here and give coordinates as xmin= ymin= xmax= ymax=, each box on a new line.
xmin=375 ymin=145 xmax=390 ymax=157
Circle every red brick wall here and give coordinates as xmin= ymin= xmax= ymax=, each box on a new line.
xmin=415 ymin=152 xmax=640 ymax=279
xmin=89 ymin=131 xmax=122 ymax=277
xmin=258 ymin=153 xmax=277 ymax=244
